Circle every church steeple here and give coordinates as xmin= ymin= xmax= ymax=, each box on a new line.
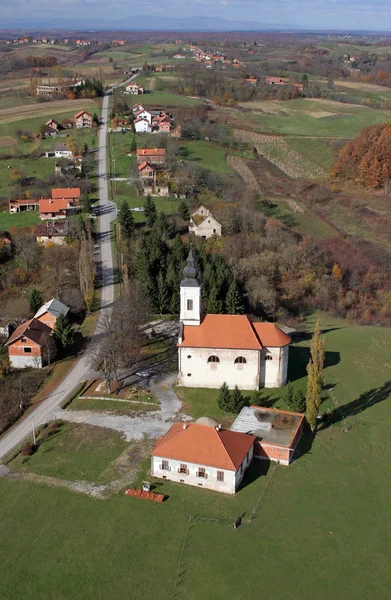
xmin=180 ymin=246 xmax=201 ymax=326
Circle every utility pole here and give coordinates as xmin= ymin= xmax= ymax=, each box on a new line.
xmin=19 ymin=375 xmax=23 ymax=411
xmin=31 ymin=417 xmax=36 ymax=446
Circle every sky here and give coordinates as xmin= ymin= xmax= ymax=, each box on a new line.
xmin=1 ymin=0 xmax=391 ymax=31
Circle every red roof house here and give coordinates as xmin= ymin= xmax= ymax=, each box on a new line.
xmin=4 ymin=318 xmax=52 ymax=369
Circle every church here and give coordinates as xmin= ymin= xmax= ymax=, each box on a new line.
xmin=177 ymin=249 xmax=290 ymax=390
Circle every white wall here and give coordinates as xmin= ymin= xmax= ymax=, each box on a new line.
xmin=259 ymin=346 xmax=289 ymax=388
xmin=193 ymin=216 xmax=222 ymax=239
xmin=151 ymin=451 xmax=252 ymax=494
xmin=135 ymin=120 xmax=151 ymax=133
xmin=178 ymin=347 xmax=260 ymax=390
xmin=180 ymin=286 xmax=201 ymax=326
xmin=9 ymin=354 xmax=43 ymax=369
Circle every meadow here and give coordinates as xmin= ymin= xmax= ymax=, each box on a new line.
xmin=1 ymin=316 xmax=391 ymax=599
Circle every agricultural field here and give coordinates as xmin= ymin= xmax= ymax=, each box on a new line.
xmin=1 ymin=316 xmax=391 ymax=599
xmin=179 ymin=140 xmax=235 ymax=175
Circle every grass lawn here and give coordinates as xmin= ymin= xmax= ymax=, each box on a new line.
xmin=130 ymin=90 xmax=201 ymax=107
xmin=179 ymin=140 xmax=234 ymax=175
xmin=0 ymin=209 xmax=39 ymax=230
xmin=114 ymin=180 xmax=180 ymax=222
xmin=286 ymin=136 xmax=339 ymax=171
xmin=8 ymin=421 xmax=128 ymax=482
xmin=67 ymin=397 xmax=158 ymax=415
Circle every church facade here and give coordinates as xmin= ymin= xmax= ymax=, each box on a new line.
xmin=177 ymin=249 xmax=290 ymax=390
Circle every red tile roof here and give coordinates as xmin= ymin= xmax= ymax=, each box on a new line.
xmin=39 ymin=198 xmax=70 ymax=213
xmin=136 ymin=148 xmax=166 ymax=157
xmin=152 ymin=423 xmax=255 ymax=471
xmin=138 ymin=161 xmax=153 ymax=171
xmin=51 ymin=188 xmax=80 ymax=199
xmin=179 ymin=315 xmax=291 ymax=350
xmin=5 ymin=318 xmax=52 ymax=347
xmin=74 ymin=110 xmax=92 ymax=119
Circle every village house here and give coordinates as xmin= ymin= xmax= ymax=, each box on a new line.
xmin=45 ymin=119 xmax=59 ymax=133
xmin=35 ymin=84 xmax=63 ymax=96
xmin=170 ymin=125 xmax=182 ymax=139
xmin=126 ymin=82 xmax=144 ymax=95
xmin=131 ymin=103 xmax=145 ymax=114
xmin=189 ymin=206 xmax=222 ymax=239
xmin=138 ymin=161 xmax=156 ymax=179
xmin=34 ymin=298 xmax=69 ymax=329
xmin=136 ymin=148 xmax=166 ymax=164
xmin=34 ymin=221 xmax=71 ymax=245
xmin=246 ymin=77 xmax=258 ymax=85
xmin=134 ymin=109 xmax=152 ymax=124
xmin=177 ymin=249 xmax=290 ymax=390
xmin=51 ymin=188 xmax=81 ymax=202
xmin=134 ymin=117 xmax=151 ymax=134
xmin=75 ymin=110 xmax=93 ymax=128
xmin=142 ymin=184 xmax=169 ymax=197
xmin=231 ymin=406 xmax=304 ymax=466
xmin=9 ymin=199 xmax=39 ymax=213
xmin=61 ymin=118 xmax=75 ymax=129
xmin=38 ymin=198 xmax=80 ymax=220
xmin=4 ymin=318 xmax=52 ymax=369
xmin=44 ymin=143 xmax=74 ymax=159
xmin=151 ymin=422 xmax=256 ymax=494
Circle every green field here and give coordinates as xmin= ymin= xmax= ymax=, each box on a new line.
xmin=125 ymin=90 xmax=201 ymax=107
xmin=67 ymin=397 xmax=158 ymax=415
xmin=180 ymin=140 xmax=234 ymax=175
xmin=0 ymin=209 xmax=39 ymax=230
xmin=1 ymin=316 xmax=391 ymax=599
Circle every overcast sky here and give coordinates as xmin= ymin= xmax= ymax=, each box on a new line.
xmin=1 ymin=0 xmax=391 ymax=31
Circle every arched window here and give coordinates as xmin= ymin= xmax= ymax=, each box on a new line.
xmin=207 ymin=355 xmax=220 ymax=363
xmin=234 ymin=357 xmax=247 ymax=364
xmin=265 ymin=354 xmax=273 ymax=361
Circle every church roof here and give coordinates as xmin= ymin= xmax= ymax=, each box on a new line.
xmin=178 ymin=315 xmax=291 ymax=350
xmin=152 ymin=422 xmax=256 ymax=471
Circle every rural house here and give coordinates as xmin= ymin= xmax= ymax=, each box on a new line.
xmin=136 ymin=148 xmax=166 ymax=164
xmin=34 ymin=221 xmax=71 ymax=245
xmin=5 ymin=318 xmax=52 ymax=369
xmin=189 ymin=206 xmax=222 ymax=239
xmin=126 ymin=82 xmax=144 ymax=94
xmin=75 ymin=110 xmax=93 ymax=128
xmin=134 ymin=117 xmax=151 ymax=133
xmin=51 ymin=188 xmax=81 ymax=202
xmin=177 ymin=249 xmax=290 ymax=389
xmin=231 ymin=406 xmax=304 ymax=466
xmin=44 ymin=143 xmax=74 ymax=159
xmin=151 ymin=422 xmax=256 ymax=494
xmin=38 ymin=198 xmax=80 ymax=220
xmin=34 ymin=298 xmax=69 ymax=329
xmin=9 ymin=199 xmax=39 ymax=213
xmin=138 ymin=161 xmax=156 ymax=179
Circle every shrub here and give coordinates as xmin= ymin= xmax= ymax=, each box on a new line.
xmin=21 ymin=443 xmax=36 ymax=456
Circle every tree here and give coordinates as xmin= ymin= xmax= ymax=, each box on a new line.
xmin=225 ymin=280 xmax=244 ymax=314
xmin=231 ymin=385 xmax=245 ymax=413
xmin=218 ymin=382 xmax=231 ymax=411
xmin=156 ymin=272 xmax=169 ymax=314
xmin=291 ymin=388 xmax=306 ymax=413
xmin=53 ymin=313 xmax=74 ymax=351
xmin=207 ymin=284 xmax=223 ymax=314
xmin=79 ymin=231 xmax=95 ymax=313
xmin=144 ymin=195 xmax=157 ymax=227
xmin=178 ymin=199 xmax=190 ymax=221
xmin=283 ymin=382 xmax=294 ymax=409
xmin=332 ymin=263 xmax=343 ymax=280
xmin=119 ymin=200 xmax=135 ymax=240
xmin=305 ymin=319 xmax=325 ymax=431
xmin=130 ymin=136 xmax=137 ymax=153
xmin=29 ymin=288 xmax=43 ymax=314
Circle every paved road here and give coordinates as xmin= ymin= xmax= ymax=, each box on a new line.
xmin=0 ymin=94 xmax=116 ymax=462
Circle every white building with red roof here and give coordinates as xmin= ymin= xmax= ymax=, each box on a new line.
xmin=177 ymin=249 xmax=290 ymax=390
xmin=151 ymin=422 xmax=255 ymax=494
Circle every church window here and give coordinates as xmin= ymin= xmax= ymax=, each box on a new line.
xmin=187 ymin=373 xmax=192 ymax=377
xmin=265 ymin=354 xmax=273 ymax=361
xmin=207 ymin=355 xmax=220 ymax=363
xmin=187 ymin=355 xmax=192 ymax=359
xmin=234 ymin=357 xmax=246 ymax=364
xmin=187 ymin=299 xmax=193 ymax=311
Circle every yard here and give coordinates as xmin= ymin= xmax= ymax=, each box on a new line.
xmin=1 ymin=316 xmax=391 ymax=599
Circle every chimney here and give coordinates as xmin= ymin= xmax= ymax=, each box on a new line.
xmin=182 ymin=423 xmax=187 ymax=430
xmin=215 ymin=424 xmax=221 ymax=432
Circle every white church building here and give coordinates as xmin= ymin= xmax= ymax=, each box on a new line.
xmin=177 ymin=249 xmax=291 ymax=390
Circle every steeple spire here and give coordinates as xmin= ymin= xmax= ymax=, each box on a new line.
xmin=183 ymin=245 xmax=198 ymax=280
xmin=180 ymin=244 xmax=201 ymax=326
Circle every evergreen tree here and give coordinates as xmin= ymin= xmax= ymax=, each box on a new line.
xmin=284 ymin=382 xmax=294 ymax=409
xmin=144 ymin=195 xmax=157 ymax=227
xmin=178 ymin=199 xmax=190 ymax=221
xmin=225 ymin=280 xmax=244 ymax=314
xmin=232 ymin=385 xmax=245 ymax=413
xmin=29 ymin=288 xmax=43 ymax=314
xmin=155 ymin=212 xmax=170 ymax=242
xmin=218 ymin=382 xmax=231 ymax=411
xmin=130 ymin=136 xmax=137 ymax=153
xmin=305 ymin=319 xmax=325 ymax=431
xmin=170 ymin=289 xmax=180 ymax=315
xmin=53 ymin=313 xmax=74 ymax=352
xmin=156 ymin=272 xmax=169 ymax=315
xmin=291 ymin=389 xmax=306 ymax=413
xmin=171 ymin=234 xmax=186 ymax=265
xmin=207 ymin=284 xmax=223 ymax=314
xmin=119 ymin=200 xmax=135 ymax=240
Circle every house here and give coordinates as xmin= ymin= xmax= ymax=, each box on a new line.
xmin=189 ymin=207 xmax=222 ymax=239
xmin=170 ymin=125 xmax=182 ymax=139
xmin=131 ymin=103 xmax=145 ymax=114
xmin=34 ymin=298 xmax=69 ymax=329
xmin=75 ymin=110 xmax=93 ymax=128
xmin=142 ymin=184 xmax=169 ymax=197
xmin=0 ymin=231 xmax=12 ymax=253
xmin=44 ymin=143 xmax=73 ymax=159
xmin=126 ymin=82 xmax=144 ymax=95
xmin=138 ymin=161 xmax=155 ymax=179
xmin=134 ymin=117 xmax=151 ymax=134
xmin=177 ymin=249 xmax=290 ymax=390
xmin=4 ymin=318 xmax=52 ymax=368
xmin=35 ymin=84 xmax=63 ymax=96
xmin=45 ymin=119 xmax=59 ymax=132
xmin=265 ymin=76 xmax=286 ymax=86
xmin=231 ymin=406 xmax=304 ymax=466
xmin=151 ymin=422 xmax=256 ymax=494
xmin=34 ymin=221 xmax=70 ymax=245
xmin=38 ymin=198 xmax=80 ymax=220
xmin=61 ymin=118 xmax=75 ymax=129
xmin=134 ymin=109 xmax=152 ymax=124
xmin=51 ymin=188 xmax=81 ymax=202
xmin=158 ymin=121 xmax=171 ymax=134
xmin=9 ymin=199 xmax=39 ymax=213
xmin=246 ymin=77 xmax=258 ymax=85
xmin=136 ymin=148 xmax=166 ymax=164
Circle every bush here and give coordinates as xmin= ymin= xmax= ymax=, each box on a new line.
xmin=21 ymin=443 xmax=37 ymax=456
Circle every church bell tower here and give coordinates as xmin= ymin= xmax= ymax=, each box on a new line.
xmin=180 ymin=247 xmax=201 ymax=326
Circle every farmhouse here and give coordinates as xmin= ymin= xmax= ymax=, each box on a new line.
xmin=45 ymin=119 xmax=59 ymax=132
xmin=51 ymin=188 xmax=81 ymax=202
xmin=138 ymin=161 xmax=156 ymax=178
xmin=4 ymin=318 xmax=52 ymax=369
xmin=126 ymin=82 xmax=144 ymax=95
xmin=134 ymin=109 xmax=152 ymax=124
xmin=231 ymin=406 xmax=304 ymax=466
xmin=34 ymin=298 xmax=69 ymax=329
xmin=134 ymin=117 xmax=151 ymax=134
xmin=75 ymin=110 xmax=93 ymax=128
xmin=38 ymin=198 xmax=80 ymax=220
xmin=34 ymin=221 xmax=70 ymax=245
xmin=177 ymin=249 xmax=290 ymax=390
xmin=44 ymin=143 xmax=73 ymax=159
xmin=136 ymin=148 xmax=166 ymax=164
xmin=189 ymin=206 xmax=222 ymax=239
xmin=151 ymin=422 xmax=256 ymax=494
xmin=170 ymin=125 xmax=182 ymax=139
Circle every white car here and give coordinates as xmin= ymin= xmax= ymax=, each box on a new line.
xmin=136 ymin=371 xmax=150 ymax=378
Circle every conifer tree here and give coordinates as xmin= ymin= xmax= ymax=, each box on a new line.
xmin=207 ymin=284 xmax=223 ymax=314
xmin=225 ymin=280 xmax=244 ymax=314
xmin=232 ymin=385 xmax=245 ymax=413
xmin=29 ymin=288 xmax=43 ymax=314
xmin=53 ymin=313 xmax=74 ymax=351
xmin=144 ymin=195 xmax=157 ymax=227
xmin=291 ymin=388 xmax=306 ymax=413
xmin=119 ymin=200 xmax=135 ymax=240
xmin=284 ymin=382 xmax=294 ymax=409
xmin=305 ymin=319 xmax=325 ymax=431
xmin=178 ymin=199 xmax=190 ymax=221
xmin=218 ymin=382 xmax=231 ymax=411
xmin=156 ymin=272 xmax=169 ymax=315
xmin=130 ymin=136 xmax=137 ymax=153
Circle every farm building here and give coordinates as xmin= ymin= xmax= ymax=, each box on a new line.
xmin=136 ymin=148 xmax=166 ymax=164
xmin=189 ymin=206 xmax=222 ymax=239
xmin=34 ymin=298 xmax=69 ymax=330
xmin=4 ymin=318 xmax=52 ymax=369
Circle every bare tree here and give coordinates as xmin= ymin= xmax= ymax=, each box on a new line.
xmin=79 ymin=231 xmax=95 ymax=313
